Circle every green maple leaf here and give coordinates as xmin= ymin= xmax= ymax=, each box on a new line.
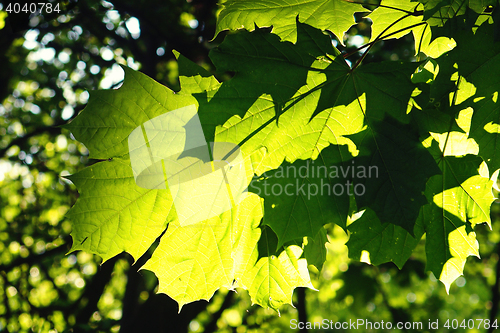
xmin=451 ymin=18 xmax=500 ymax=173
xmin=302 ymin=228 xmax=328 ymax=270
xmin=416 ymin=0 xmax=496 ymax=23
xmin=208 ymin=21 xmax=360 ymax=172
xmin=280 ymin=225 xmax=329 ymax=271
xmin=64 ymin=5 xmax=500 ymax=309
xmin=421 ymin=151 xmax=495 ymax=291
xmin=413 ymin=23 xmax=457 ymax=58
xmin=249 ymin=144 xmax=351 ymax=248
xmin=141 ymin=194 xmax=262 ymax=310
xmin=63 ymin=66 xmax=197 ymax=159
xmin=215 ymin=0 xmax=367 ymax=44
xmin=65 ymin=49 xmax=318 ymax=311
xmin=348 ymin=116 xmax=441 ymax=234
xmin=65 ymin=158 xmax=176 ymax=262
xmin=347 ymin=208 xmax=424 ymax=268
xmin=368 ymin=0 xmax=457 ymax=58
xmin=210 ymin=21 xmax=439 ymax=241
xmin=417 ymin=0 xmax=467 ymax=22
xmin=208 ymin=22 xmax=343 ymax=126
xmin=417 ymin=16 xmax=500 ymax=173
xmin=210 ymin=20 xmax=443 ymax=240
xmin=368 ymin=0 xmax=424 ymax=42
xmin=239 ymin=226 xmax=315 ymax=311
xmin=471 ymin=96 xmax=500 ymax=173
xmin=407 ymin=18 xmax=499 ymax=288
xmin=63 ymin=64 xmax=207 ymax=262
xmin=175 ymin=50 xmax=220 ymax=94
xmin=349 ymin=61 xmax=423 ymax=123
xmin=367 ymin=0 xmax=464 ymax=59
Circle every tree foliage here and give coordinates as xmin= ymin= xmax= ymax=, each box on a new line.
xmin=64 ymin=0 xmax=500 ymax=311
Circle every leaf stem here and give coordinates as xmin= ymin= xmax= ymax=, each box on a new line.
xmin=224 ymin=15 xmax=427 ymax=155
xmin=416 ymin=23 xmax=428 ymax=61
xmin=343 ymin=21 xmax=427 ymax=60
xmin=221 ymin=75 xmax=340 ymax=160
xmin=441 ymin=76 xmax=462 ymax=157
xmin=345 ymin=0 xmax=423 ymax=16
xmin=351 ymin=13 xmax=412 ymax=70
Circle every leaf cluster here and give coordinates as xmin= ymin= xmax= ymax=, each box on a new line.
xmin=65 ymin=0 xmax=500 ymax=311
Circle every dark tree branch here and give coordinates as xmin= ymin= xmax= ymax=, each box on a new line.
xmin=297 ymin=287 xmax=308 ymax=333
xmin=0 ymin=244 xmax=68 ymax=273
xmin=204 ymin=291 xmax=235 ymax=333
xmin=119 ymin=258 xmax=142 ymax=331
xmin=74 ymin=256 xmax=120 ymax=325
xmin=374 ymin=267 xmax=411 ymax=333
xmin=488 ymin=243 xmax=500 ymax=333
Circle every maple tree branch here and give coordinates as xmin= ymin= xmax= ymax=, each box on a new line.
xmin=120 ymin=260 xmax=143 ymax=330
xmin=74 ymin=256 xmax=119 ymax=325
xmin=297 ymin=287 xmax=309 ymax=333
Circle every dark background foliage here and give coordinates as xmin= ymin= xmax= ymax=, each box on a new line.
xmin=0 ymin=1 xmax=499 ymax=332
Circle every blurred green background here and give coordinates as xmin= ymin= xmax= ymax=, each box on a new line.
xmin=0 ymin=0 xmax=499 ymax=332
